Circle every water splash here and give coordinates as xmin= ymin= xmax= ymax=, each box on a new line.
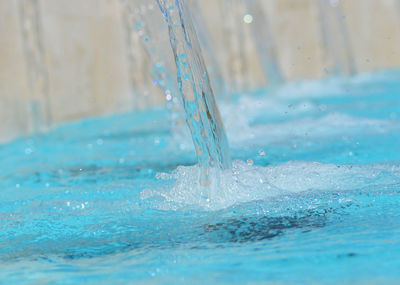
xmin=121 ymin=0 xmax=185 ymax=135
xmin=156 ymin=0 xmax=232 ymax=182
xmin=141 ymin=160 xmax=400 ymax=211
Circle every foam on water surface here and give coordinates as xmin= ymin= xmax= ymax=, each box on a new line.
xmin=224 ymin=111 xmax=398 ymax=146
xmin=141 ymin=160 xmax=400 ymax=211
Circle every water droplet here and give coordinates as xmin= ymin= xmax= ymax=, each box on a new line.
xmin=243 ymin=14 xmax=253 ymax=24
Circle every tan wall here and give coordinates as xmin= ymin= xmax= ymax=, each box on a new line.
xmin=41 ymin=0 xmax=133 ymax=122
xmin=1 ymin=0 xmax=400 ymax=143
xmin=0 ymin=0 xmax=30 ymax=142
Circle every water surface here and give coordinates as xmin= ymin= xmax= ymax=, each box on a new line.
xmin=1 ymin=69 xmax=400 ymax=283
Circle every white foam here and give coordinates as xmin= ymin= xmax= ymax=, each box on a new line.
xmin=141 ymin=160 xmax=400 ymax=211
xmin=217 ymin=85 xmax=399 ymax=147
xmin=174 ymin=78 xmax=399 ymax=150
xmin=271 ymin=69 xmax=400 ymax=100
xmin=221 ymin=96 xmax=320 ymax=132
xmin=224 ymin=112 xmax=397 ymax=147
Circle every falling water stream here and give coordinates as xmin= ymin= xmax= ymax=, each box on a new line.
xmin=189 ymin=0 xmax=226 ymax=98
xmin=156 ymin=0 xmax=232 ymax=184
xmin=121 ymin=0 xmax=185 ymax=134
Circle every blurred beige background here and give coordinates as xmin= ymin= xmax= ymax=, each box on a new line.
xmin=1 ymin=0 xmax=400 ymax=143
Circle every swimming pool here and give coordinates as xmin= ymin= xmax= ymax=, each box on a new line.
xmin=1 ymin=69 xmax=400 ymax=283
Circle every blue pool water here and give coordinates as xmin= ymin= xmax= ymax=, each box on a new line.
xmin=1 ymin=70 xmax=400 ymax=283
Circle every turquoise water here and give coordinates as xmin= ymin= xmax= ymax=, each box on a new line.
xmin=1 ymin=70 xmax=400 ymax=283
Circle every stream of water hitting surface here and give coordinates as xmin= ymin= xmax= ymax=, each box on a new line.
xmin=156 ymin=0 xmax=232 ymax=184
